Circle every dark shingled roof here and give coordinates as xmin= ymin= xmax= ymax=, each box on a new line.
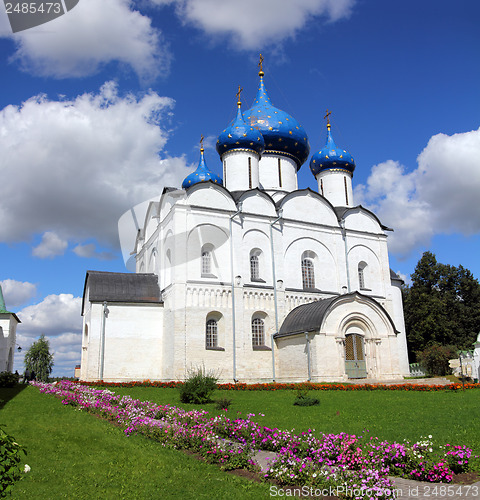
xmin=277 ymin=297 xmax=337 ymax=337
xmin=83 ymin=271 xmax=162 ymax=311
xmin=276 ymin=292 xmax=399 ymax=338
xmin=390 ymin=269 xmax=403 ymax=282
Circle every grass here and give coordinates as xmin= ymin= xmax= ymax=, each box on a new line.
xmin=0 ymin=386 xmax=270 ymax=499
xmin=111 ymin=386 xmax=480 ymax=462
xmin=2 ymin=384 xmax=480 ymax=498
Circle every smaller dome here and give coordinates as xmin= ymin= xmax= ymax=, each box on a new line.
xmin=216 ymin=101 xmax=265 ymax=157
xmin=182 ymin=147 xmax=222 ymax=189
xmin=310 ymin=124 xmax=355 ymax=177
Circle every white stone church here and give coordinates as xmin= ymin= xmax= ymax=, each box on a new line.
xmin=80 ymin=65 xmax=410 ymax=383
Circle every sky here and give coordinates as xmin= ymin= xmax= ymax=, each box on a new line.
xmin=0 ymin=0 xmax=479 ymax=377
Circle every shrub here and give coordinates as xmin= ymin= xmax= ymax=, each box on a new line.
xmin=178 ymin=366 xmax=218 ymax=404
xmin=0 ymin=372 xmax=19 ymax=388
xmin=417 ymin=344 xmax=457 ymax=376
xmin=0 ymin=425 xmax=27 ymax=497
xmin=215 ymin=397 xmax=233 ymax=410
xmin=293 ymin=389 xmax=320 ymax=406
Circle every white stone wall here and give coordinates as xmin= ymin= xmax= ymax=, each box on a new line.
xmin=259 ymin=155 xmax=297 ymax=192
xmin=222 ymin=149 xmax=260 ymax=192
xmin=81 ymin=301 xmax=164 ymax=381
xmin=111 ymin=179 xmax=411 ymax=383
xmin=0 ymin=315 xmax=18 ymax=373
xmin=316 ymin=170 xmax=353 ymax=207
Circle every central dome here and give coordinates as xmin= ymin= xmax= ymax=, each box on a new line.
xmin=243 ymin=76 xmax=310 ymax=170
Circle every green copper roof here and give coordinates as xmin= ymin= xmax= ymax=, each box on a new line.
xmin=0 ymin=285 xmax=7 ymax=312
xmin=0 ymin=284 xmax=13 ymax=314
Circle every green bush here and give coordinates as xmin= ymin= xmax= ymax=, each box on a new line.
xmin=417 ymin=344 xmax=457 ymax=376
xmin=0 ymin=372 xmax=19 ymax=388
xmin=293 ymin=389 xmax=320 ymax=407
xmin=0 ymin=425 xmax=27 ymax=497
xmin=179 ymin=366 xmax=218 ymax=404
xmin=214 ymin=397 xmax=233 ymax=410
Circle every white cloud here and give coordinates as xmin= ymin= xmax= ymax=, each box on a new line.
xmin=1 ymin=0 xmax=170 ymax=81
xmin=73 ymin=243 xmax=117 ymax=261
xmin=0 ymin=82 xmax=190 ymax=249
xmin=0 ymin=279 xmax=37 ymax=308
xmin=13 ymin=294 xmax=83 ymax=377
xmin=149 ymin=0 xmax=355 ymax=50
xmin=32 ymin=231 xmax=68 ymax=258
xmin=17 ymin=294 xmax=82 ymax=337
xmin=355 ymin=128 xmax=480 ymax=258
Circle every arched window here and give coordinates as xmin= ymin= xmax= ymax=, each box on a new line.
xmin=302 ymin=257 xmax=315 ymax=289
xmin=206 ymin=319 xmax=218 ymax=348
xmin=358 ymin=262 xmax=367 ymax=290
xmin=250 ymin=254 xmax=259 ymax=280
xmin=201 ymin=250 xmax=211 ymax=275
xmin=252 ymin=318 xmax=265 ymax=347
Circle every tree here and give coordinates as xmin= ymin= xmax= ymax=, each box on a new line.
xmin=403 ymin=252 xmax=480 ymax=360
xmin=24 ymin=334 xmax=54 ymax=382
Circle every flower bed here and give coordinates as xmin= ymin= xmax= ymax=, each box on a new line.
xmin=76 ymin=379 xmax=480 ymax=392
xmin=31 ymin=381 xmax=475 ymax=499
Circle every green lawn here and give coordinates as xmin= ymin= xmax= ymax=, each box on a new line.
xmin=1 ymin=384 xmax=479 ymax=499
xmin=112 ymin=386 xmax=480 ymax=459
xmin=0 ymin=386 xmax=270 ymax=499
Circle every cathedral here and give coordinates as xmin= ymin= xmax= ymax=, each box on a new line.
xmin=80 ymin=61 xmax=410 ymax=383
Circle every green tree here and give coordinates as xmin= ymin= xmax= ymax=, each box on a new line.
xmin=403 ymin=252 xmax=480 ymax=360
xmin=24 ymin=334 xmax=54 ymax=382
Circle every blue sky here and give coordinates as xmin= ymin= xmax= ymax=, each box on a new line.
xmin=0 ymin=0 xmax=479 ymax=377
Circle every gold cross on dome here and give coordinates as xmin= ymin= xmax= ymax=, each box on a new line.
xmin=258 ymin=54 xmax=264 ymax=76
xmin=200 ymin=134 xmax=204 ymax=151
xmin=324 ymin=109 xmax=332 ymax=125
xmin=236 ymin=85 xmax=243 ymax=104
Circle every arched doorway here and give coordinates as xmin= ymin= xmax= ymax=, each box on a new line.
xmin=344 ymin=332 xmax=367 ymax=379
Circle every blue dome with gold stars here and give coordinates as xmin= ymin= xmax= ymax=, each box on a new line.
xmin=310 ymin=124 xmax=355 ymax=177
xmin=182 ymin=146 xmax=222 ymax=189
xmin=243 ymin=75 xmax=310 ymax=170
xmin=216 ymin=101 xmax=265 ymax=157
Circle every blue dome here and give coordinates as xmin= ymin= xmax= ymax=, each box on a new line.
xmin=182 ymin=148 xmax=223 ymax=189
xmin=310 ymin=125 xmax=355 ymax=176
xmin=217 ymin=103 xmax=265 ymax=157
xmin=243 ymin=76 xmax=310 ymax=170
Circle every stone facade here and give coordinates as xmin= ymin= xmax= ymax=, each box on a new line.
xmin=80 ymin=70 xmax=410 ymax=383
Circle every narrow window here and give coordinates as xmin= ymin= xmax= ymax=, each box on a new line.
xmin=302 ymin=258 xmax=315 ymax=289
xmin=206 ymin=319 xmax=218 ymax=348
xmin=223 ymin=160 xmax=226 ymax=186
xmin=252 ymin=318 xmax=265 ymax=347
xmin=358 ymin=263 xmax=367 ymax=290
xmin=201 ymin=251 xmax=211 ymax=275
xmin=248 ymin=157 xmax=252 ymax=189
xmin=250 ymin=254 xmax=259 ymax=280
xmin=320 ymin=178 xmax=324 ymax=196
xmin=278 ymin=158 xmax=282 ymax=188
xmin=344 ymin=176 xmax=349 ymax=205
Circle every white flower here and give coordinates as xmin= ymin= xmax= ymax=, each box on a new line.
xmin=24 ymin=464 xmax=31 ymax=473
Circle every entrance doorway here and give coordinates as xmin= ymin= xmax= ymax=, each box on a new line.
xmin=345 ymin=333 xmax=367 ymax=379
